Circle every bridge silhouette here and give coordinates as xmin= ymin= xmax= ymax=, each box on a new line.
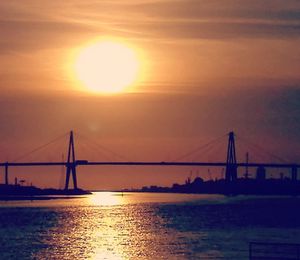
xmin=0 ymin=131 xmax=299 ymax=190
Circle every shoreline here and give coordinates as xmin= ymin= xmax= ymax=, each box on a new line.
xmin=0 ymin=195 xmax=88 ymax=201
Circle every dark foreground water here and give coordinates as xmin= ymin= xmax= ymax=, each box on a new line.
xmin=1 ymin=192 xmax=300 ymax=259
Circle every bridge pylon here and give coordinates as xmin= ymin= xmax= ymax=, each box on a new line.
xmin=225 ymin=131 xmax=237 ymax=182
xmin=64 ymin=130 xmax=78 ymax=190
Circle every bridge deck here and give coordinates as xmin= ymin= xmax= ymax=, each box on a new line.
xmin=0 ymin=161 xmax=299 ymax=168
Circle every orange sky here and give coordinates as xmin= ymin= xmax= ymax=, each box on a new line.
xmin=0 ymin=0 xmax=300 ymax=189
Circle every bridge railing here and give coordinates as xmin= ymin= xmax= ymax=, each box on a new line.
xmin=249 ymin=242 xmax=300 ymax=260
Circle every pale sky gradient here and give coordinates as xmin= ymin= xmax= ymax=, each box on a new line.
xmin=0 ymin=0 xmax=300 ymax=189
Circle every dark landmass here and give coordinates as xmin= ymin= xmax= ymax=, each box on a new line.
xmin=0 ymin=184 xmax=91 ymax=200
xmin=134 ymin=177 xmax=300 ymax=196
xmin=0 ymin=195 xmax=85 ymax=201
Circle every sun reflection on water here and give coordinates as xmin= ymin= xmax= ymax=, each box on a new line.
xmin=23 ymin=193 xmax=225 ymax=259
xmin=3 ymin=194 xmax=300 ymax=259
xmin=89 ymin=192 xmax=125 ymax=206
xmin=88 ymin=192 xmax=130 ymax=259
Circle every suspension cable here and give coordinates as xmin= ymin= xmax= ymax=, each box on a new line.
xmin=12 ymin=132 xmax=69 ymax=162
xmin=236 ymin=135 xmax=288 ymax=163
xmin=75 ymin=131 xmax=131 ymax=161
xmin=171 ymin=134 xmax=227 ymax=162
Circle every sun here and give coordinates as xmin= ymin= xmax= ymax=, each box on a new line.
xmin=74 ymin=40 xmax=140 ymax=94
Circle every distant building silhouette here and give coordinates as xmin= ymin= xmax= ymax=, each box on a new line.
xmin=256 ymin=166 xmax=266 ymax=181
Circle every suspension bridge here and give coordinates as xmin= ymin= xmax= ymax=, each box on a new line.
xmin=0 ymin=131 xmax=299 ymax=190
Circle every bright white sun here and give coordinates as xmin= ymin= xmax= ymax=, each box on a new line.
xmin=74 ymin=41 xmax=140 ymax=94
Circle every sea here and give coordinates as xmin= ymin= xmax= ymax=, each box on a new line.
xmin=1 ymin=192 xmax=300 ymax=259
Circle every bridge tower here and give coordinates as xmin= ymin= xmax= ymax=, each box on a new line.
xmin=64 ymin=130 xmax=78 ymax=190
xmin=225 ymin=131 xmax=237 ymax=182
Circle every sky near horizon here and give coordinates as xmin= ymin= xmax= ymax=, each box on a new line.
xmin=0 ymin=0 xmax=300 ymax=189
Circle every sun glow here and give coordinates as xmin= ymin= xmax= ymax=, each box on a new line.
xmin=90 ymin=192 xmax=125 ymax=206
xmin=74 ymin=40 xmax=140 ymax=94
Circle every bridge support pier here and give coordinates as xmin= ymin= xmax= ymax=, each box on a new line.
xmin=64 ymin=131 xmax=78 ymax=190
xmin=225 ymin=131 xmax=237 ymax=182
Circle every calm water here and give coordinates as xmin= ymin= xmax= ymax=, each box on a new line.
xmin=1 ymin=192 xmax=300 ymax=259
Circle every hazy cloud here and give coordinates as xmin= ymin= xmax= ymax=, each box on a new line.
xmin=0 ymin=0 xmax=299 ymax=54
